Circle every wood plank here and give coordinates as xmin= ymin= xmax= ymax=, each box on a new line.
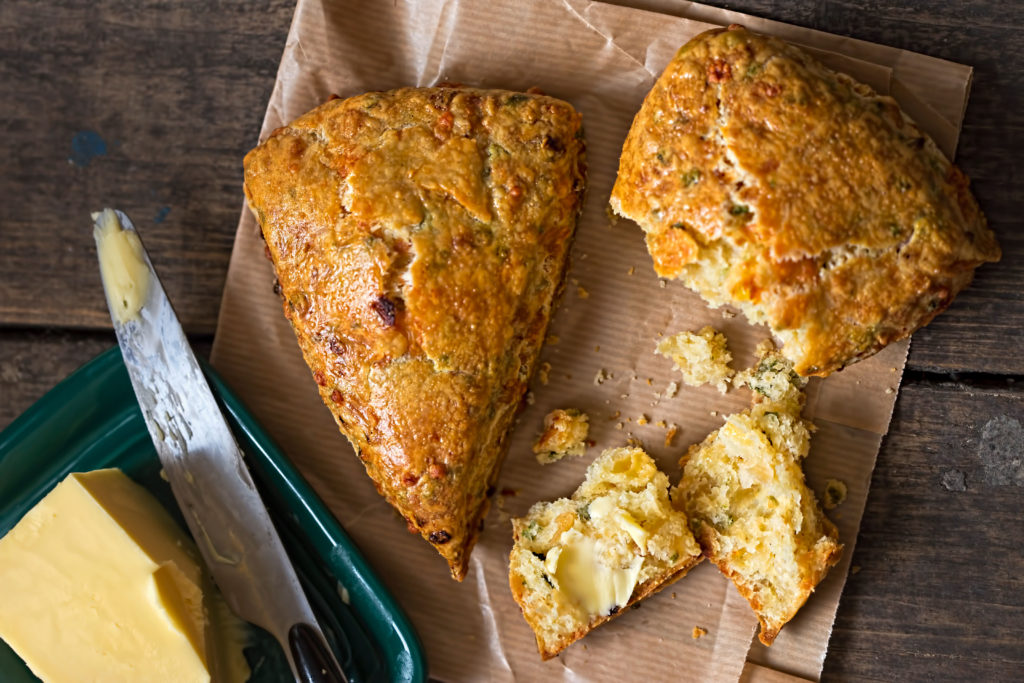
xmin=0 ymin=329 xmax=212 ymax=432
xmin=0 ymin=0 xmax=294 ymax=334
xmin=822 ymin=378 xmax=1024 ymax=680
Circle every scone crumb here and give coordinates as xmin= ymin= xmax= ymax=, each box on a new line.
xmin=577 ymin=285 xmax=590 ymax=299
xmin=656 ymin=420 xmax=667 ymax=428
xmin=665 ymin=424 xmax=679 ymax=447
xmin=546 ymin=335 xmax=560 ymax=345
xmin=534 ymin=409 xmax=590 ymax=464
xmin=615 ymin=422 xmax=624 ymax=430
xmin=637 ymin=415 xmax=649 ymax=425
xmin=884 ymin=387 xmax=894 ymax=395
xmin=609 ymin=410 xmax=621 ymax=420
xmin=627 ymin=265 xmax=636 ymax=276
xmin=665 ymin=381 xmax=679 ymax=398
xmin=656 ymin=326 xmax=735 ymax=393
xmin=823 ymin=479 xmax=848 ymax=509
xmin=594 ymin=369 xmax=608 ymax=385
xmin=692 ymin=626 xmax=708 ymax=639
xmin=659 ymin=279 xmax=667 ymax=288
xmin=851 ymin=565 xmax=862 ymax=575
xmin=526 ymin=391 xmax=535 ymax=406
xmin=538 ymin=362 xmax=552 ymax=385
xmin=721 ymin=309 xmax=736 ymax=319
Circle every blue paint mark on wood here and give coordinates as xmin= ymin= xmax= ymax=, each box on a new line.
xmin=154 ymin=206 xmax=171 ymax=223
xmin=69 ymin=130 xmax=107 ymax=167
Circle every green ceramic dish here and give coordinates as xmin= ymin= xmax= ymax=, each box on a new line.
xmin=0 ymin=347 xmax=427 ymax=683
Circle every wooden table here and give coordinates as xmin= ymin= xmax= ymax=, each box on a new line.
xmin=2 ymin=1 xmax=1021 ymax=679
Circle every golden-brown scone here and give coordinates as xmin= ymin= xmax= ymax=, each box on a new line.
xmin=611 ymin=26 xmax=1001 ymax=377
xmin=674 ymin=343 xmax=842 ymax=645
xmin=243 ymin=87 xmax=586 ymax=580
xmin=509 ymin=447 xmax=703 ymax=659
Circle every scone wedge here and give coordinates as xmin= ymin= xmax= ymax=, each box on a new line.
xmin=243 ymin=86 xmax=586 ymax=580
xmin=510 ymin=447 xmax=703 ymax=658
xmin=612 ymin=26 xmax=1000 ymax=376
xmin=674 ymin=344 xmax=842 ymax=645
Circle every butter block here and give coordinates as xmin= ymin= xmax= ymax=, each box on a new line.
xmin=0 ymin=468 xmax=248 ymax=683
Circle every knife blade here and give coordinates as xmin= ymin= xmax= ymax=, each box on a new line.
xmin=92 ymin=208 xmax=346 ymax=683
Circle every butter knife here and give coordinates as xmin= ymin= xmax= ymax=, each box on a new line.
xmin=92 ymin=208 xmax=345 ymax=683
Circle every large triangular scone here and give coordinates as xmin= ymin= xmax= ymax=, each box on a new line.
xmin=243 ymin=87 xmax=586 ymax=580
xmin=674 ymin=344 xmax=842 ymax=645
xmin=611 ymin=26 xmax=1000 ymax=376
xmin=509 ymin=447 xmax=703 ymax=658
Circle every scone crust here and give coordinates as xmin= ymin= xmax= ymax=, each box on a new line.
xmin=244 ymin=87 xmax=585 ymax=580
xmin=612 ymin=26 xmax=1000 ymax=376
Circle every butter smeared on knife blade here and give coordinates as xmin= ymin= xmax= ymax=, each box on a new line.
xmin=93 ymin=208 xmax=149 ymax=323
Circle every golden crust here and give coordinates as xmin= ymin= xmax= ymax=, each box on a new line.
xmin=243 ymin=87 xmax=585 ymax=580
xmin=611 ymin=26 xmax=1000 ymax=376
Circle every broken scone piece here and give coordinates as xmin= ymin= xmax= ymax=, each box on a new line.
xmin=533 ymin=408 xmax=590 ymax=464
xmin=612 ymin=26 xmax=1000 ymax=376
xmin=656 ymin=325 xmax=734 ymax=393
xmin=243 ymin=86 xmax=586 ymax=580
xmin=674 ymin=343 xmax=842 ymax=645
xmin=510 ymin=447 xmax=703 ymax=659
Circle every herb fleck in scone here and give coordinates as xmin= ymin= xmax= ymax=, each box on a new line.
xmin=656 ymin=325 xmax=734 ymax=393
xmin=243 ymin=86 xmax=586 ymax=580
xmin=533 ymin=408 xmax=590 ymax=464
xmin=674 ymin=344 xmax=842 ymax=645
xmin=510 ymin=447 xmax=703 ymax=659
xmin=612 ymin=25 xmax=1000 ymax=377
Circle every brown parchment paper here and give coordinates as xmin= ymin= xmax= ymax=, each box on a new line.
xmin=210 ymin=1 xmax=974 ymax=680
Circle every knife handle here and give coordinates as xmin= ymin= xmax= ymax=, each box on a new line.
xmin=288 ymin=623 xmax=348 ymax=683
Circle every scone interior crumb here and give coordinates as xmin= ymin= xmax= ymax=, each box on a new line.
xmin=510 ymin=447 xmax=703 ymax=658
xmin=823 ymin=479 xmax=848 ymax=510
xmin=675 ymin=346 xmax=841 ymax=645
xmin=656 ymin=325 xmax=734 ymax=393
xmin=533 ymin=409 xmax=590 ymax=464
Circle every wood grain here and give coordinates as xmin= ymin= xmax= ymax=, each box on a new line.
xmin=0 ymin=0 xmax=293 ymax=334
xmin=0 ymin=329 xmax=214 ymax=432
xmin=823 ymin=377 xmax=1024 ymax=680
